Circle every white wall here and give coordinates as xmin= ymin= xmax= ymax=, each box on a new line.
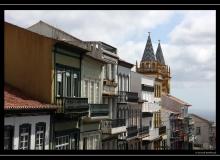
xmin=130 ymin=71 xmax=142 ymax=96
xmin=4 ymin=114 xmax=50 ymax=150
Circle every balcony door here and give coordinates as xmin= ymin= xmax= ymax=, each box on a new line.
xmin=56 ymin=64 xmax=80 ymax=98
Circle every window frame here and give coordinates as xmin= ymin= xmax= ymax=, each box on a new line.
xmin=19 ymin=123 xmax=31 ymax=150
xmin=55 ymin=135 xmax=70 ymax=150
xmin=56 ymin=64 xmax=81 ymax=98
xmin=4 ymin=125 xmax=14 ymax=150
xmin=196 ymin=127 xmax=201 ymax=135
xmin=35 ymin=122 xmax=46 ymax=150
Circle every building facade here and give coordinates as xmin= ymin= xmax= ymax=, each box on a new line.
xmin=4 ymin=84 xmax=57 ymax=150
xmin=190 ymin=114 xmax=216 ymax=150
xmin=5 ymin=20 xmax=196 ymax=151
xmin=161 ymin=95 xmax=193 ymax=150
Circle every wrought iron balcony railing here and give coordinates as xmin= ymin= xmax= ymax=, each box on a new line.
xmin=127 ymin=126 xmax=138 ymax=138
xmin=101 ymin=119 xmax=126 ymax=134
xmin=118 ymin=91 xmax=139 ymax=103
xmin=102 ymin=119 xmax=126 ymax=129
xmin=159 ymin=126 xmax=166 ymax=135
xmin=56 ymin=97 xmax=89 ymax=114
xmin=103 ymin=79 xmax=117 ymax=87
xmin=138 ymin=126 xmax=149 ymax=136
xmin=89 ymin=104 xmax=109 ymax=117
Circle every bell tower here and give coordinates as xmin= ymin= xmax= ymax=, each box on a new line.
xmin=136 ymin=33 xmax=171 ymax=95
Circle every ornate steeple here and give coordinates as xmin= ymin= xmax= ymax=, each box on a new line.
xmin=156 ymin=40 xmax=165 ymax=65
xmin=141 ymin=32 xmax=155 ymax=62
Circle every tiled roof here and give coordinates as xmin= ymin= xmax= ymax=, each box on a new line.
xmin=141 ymin=33 xmax=155 ymax=62
xmin=156 ymin=41 xmax=165 ymax=65
xmin=189 ymin=113 xmax=212 ymax=124
xmin=4 ymin=84 xmax=57 ymax=110
xmin=166 ymin=95 xmax=191 ymax=106
xmin=118 ymin=58 xmax=134 ymax=68
xmin=161 ymin=95 xmax=191 ymax=113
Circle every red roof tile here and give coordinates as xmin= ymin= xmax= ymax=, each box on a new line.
xmin=4 ymin=84 xmax=57 ymax=110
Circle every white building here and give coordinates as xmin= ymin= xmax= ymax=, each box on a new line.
xmin=131 ymin=71 xmax=167 ymax=150
xmin=4 ymin=84 xmax=57 ymax=150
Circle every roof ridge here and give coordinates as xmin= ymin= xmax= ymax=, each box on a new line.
xmin=30 ymin=20 xmax=82 ymax=42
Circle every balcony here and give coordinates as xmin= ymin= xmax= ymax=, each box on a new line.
xmin=138 ymin=126 xmax=149 ymax=137
xmin=127 ymin=126 xmax=138 ymax=138
xmin=89 ymin=104 xmax=109 ymax=118
xmin=118 ymin=91 xmax=139 ymax=103
xmin=142 ymin=102 xmax=161 ymax=113
xmin=103 ymin=79 xmax=117 ymax=87
xmin=159 ymin=126 xmax=166 ymax=135
xmin=142 ymin=112 xmax=153 ymax=117
xmin=56 ymin=97 xmax=89 ymax=114
xmin=101 ymin=119 xmax=126 ymax=134
xmin=103 ymin=85 xmax=117 ymax=96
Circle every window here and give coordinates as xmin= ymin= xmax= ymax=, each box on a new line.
xmin=66 ymin=71 xmax=71 ymax=97
xmin=103 ymin=65 xmax=106 ymax=79
xmin=73 ymin=72 xmax=79 ymax=97
xmin=90 ymin=81 xmax=94 ymax=103
xmin=84 ymin=80 xmax=88 ymax=98
xmin=55 ymin=135 xmax=70 ymax=150
xmin=120 ymin=75 xmax=123 ymax=91
xmin=19 ymin=124 xmax=31 ymax=150
xmin=71 ymin=138 xmax=76 ymax=150
xmin=56 ymin=64 xmax=80 ymax=98
xmin=150 ymin=120 xmax=152 ymax=128
xmin=89 ymin=136 xmax=93 ymax=149
xmin=154 ymin=112 xmax=161 ymax=128
xmin=118 ymin=74 xmax=121 ymax=92
xmin=35 ymin=123 xmax=46 ymax=150
xmin=105 ymin=64 xmax=108 ymax=79
xmin=196 ymin=127 xmax=201 ymax=135
xmin=107 ymin=64 xmax=110 ymax=80
xmin=111 ymin=64 xmax=115 ymax=80
xmin=124 ymin=76 xmax=127 ymax=92
xmin=83 ymin=137 xmax=88 ymax=150
xmin=4 ymin=126 xmax=14 ymax=150
xmin=127 ymin=76 xmax=130 ymax=92
xmin=95 ymin=82 xmax=99 ymax=103
xmin=57 ymin=71 xmax=63 ymax=97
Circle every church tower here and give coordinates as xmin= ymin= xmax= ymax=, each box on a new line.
xmin=136 ymin=32 xmax=171 ymax=95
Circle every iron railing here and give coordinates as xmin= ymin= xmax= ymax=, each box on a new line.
xmin=118 ymin=91 xmax=139 ymax=103
xmin=56 ymin=97 xmax=89 ymax=114
xmin=127 ymin=126 xmax=138 ymax=138
xmin=159 ymin=126 xmax=166 ymax=135
xmin=89 ymin=104 xmax=109 ymax=117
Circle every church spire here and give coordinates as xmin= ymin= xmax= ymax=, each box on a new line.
xmin=141 ymin=32 xmax=155 ymax=62
xmin=156 ymin=40 xmax=165 ymax=65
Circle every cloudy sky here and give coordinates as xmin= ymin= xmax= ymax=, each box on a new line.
xmin=4 ymin=10 xmax=216 ymax=121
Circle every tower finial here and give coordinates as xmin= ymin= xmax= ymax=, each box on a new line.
xmin=158 ymin=40 xmax=160 ymax=43
xmin=148 ymin=32 xmax=151 ymax=36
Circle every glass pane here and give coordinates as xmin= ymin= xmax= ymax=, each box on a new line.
xmin=67 ymin=72 xmax=71 ymax=97
xmin=95 ymin=82 xmax=99 ymax=103
xmin=91 ymin=82 xmax=94 ymax=103
xmin=84 ymin=80 xmax=88 ymax=98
